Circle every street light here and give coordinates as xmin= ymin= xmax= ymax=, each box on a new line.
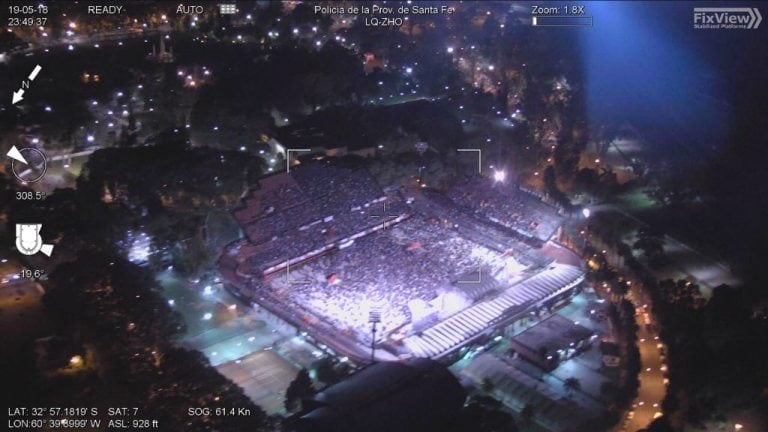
xmin=493 ymin=170 xmax=506 ymax=182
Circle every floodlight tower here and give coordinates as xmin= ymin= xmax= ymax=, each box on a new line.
xmin=368 ymin=308 xmax=381 ymax=363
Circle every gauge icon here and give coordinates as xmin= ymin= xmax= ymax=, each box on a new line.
xmin=8 ymin=145 xmax=47 ymax=183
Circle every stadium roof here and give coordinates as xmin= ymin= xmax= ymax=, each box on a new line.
xmin=403 ymin=263 xmax=584 ymax=358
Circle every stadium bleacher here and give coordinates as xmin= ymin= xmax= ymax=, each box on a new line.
xmin=447 ymin=175 xmax=565 ymax=242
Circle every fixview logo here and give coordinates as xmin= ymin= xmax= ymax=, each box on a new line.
xmin=693 ymin=7 xmax=762 ymax=29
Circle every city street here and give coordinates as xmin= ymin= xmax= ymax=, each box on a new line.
xmin=620 ymin=288 xmax=666 ymax=432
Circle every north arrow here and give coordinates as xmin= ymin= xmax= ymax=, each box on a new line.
xmin=12 ymin=89 xmax=24 ymax=105
xmin=11 ymin=64 xmax=42 ymax=105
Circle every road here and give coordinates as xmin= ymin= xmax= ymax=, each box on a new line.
xmin=7 ymin=28 xmax=159 ymax=58
xmin=619 ymin=286 xmax=667 ymax=432
xmin=0 ymin=257 xmax=48 ymax=356
xmin=16 ymin=147 xmax=100 ymax=179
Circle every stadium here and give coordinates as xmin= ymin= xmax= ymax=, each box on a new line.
xmin=219 ymin=159 xmax=585 ymax=363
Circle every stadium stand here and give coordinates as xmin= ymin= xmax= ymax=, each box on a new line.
xmin=447 ymin=175 xmax=565 ymax=242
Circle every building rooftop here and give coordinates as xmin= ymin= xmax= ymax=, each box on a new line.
xmin=511 ymin=313 xmax=593 ymax=357
xmin=298 ymin=358 xmax=466 ymax=432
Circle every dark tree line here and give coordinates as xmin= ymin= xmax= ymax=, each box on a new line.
xmin=39 ymin=251 xmax=273 ymax=431
xmin=79 ymin=128 xmax=263 ymax=275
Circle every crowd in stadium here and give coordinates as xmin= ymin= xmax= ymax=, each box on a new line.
xmin=231 ymin=162 xmax=416 ymax=274
xmin=447 ymin=176 xmax=564 ymax=241
xmin=418 ymin=189 xmax=549 ymax=267
xmin=268 ymin=215 xmax=505 ymax=340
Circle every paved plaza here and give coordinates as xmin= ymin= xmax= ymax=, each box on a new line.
xmin=217 ymin=350 xmax=300 ymax=415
